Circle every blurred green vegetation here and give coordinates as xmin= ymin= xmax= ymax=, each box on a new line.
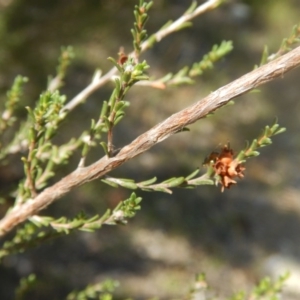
xmin=1 ymin=0 xmax=300 ymax=299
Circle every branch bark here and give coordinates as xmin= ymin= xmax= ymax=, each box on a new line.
xmin=1 ymin=45 xmax=300 ymax=237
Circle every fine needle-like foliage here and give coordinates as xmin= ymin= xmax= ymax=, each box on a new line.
xmin=186 ymin=272 xmax=289 ymax=300
xmin=0 ymin=0 xmax=300 ymax=298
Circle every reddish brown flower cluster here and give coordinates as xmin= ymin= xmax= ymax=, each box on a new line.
xmin=204 ymin=144 xmax=245 ymax=192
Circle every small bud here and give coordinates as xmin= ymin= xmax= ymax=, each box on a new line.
xmin=118 ymin=47 xmax=128 ymax=65
xmin=113 ymin=210 xmax=125 ymax=222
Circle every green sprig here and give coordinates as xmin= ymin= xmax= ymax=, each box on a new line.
xmin=0 ymin=76 xmax=28 ymax=138
xmin=131 ymin=0 xmax=153 ymax=56
xmin=15 ymin=274 xmax=37 ymax=300
xmin=251 ymin=273 xmax=289 ymax=299
xmin=259 ymin=23 xmax=300 ymax=66
xmin=0 ymin=192 xmax=143 ymax=259
xmin=48 ymin=46 xmax=75 ymax=91
xmin=150 ymin=41 xmax=233 ymax=87
xmin=66 ymin=279 xmax=118 ymax=300
xmin=189 ymin=41 xmax=233 ymax=77
xmin=103 ymin=57 xmax=149 ymax=156
xmin=15 ymin=91 xmax=70 ymax=199
xmin=102 ymin=168 xmax=214 ymax=194
xmin=236 ymin=121 xmax=286 ymax=162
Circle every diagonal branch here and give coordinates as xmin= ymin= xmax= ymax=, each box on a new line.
xmin=1 ymin=45 xmax=300 ymax=237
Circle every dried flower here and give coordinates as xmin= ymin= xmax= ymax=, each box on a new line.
xmin=118 ymin=47 xmax=128 ymax=65
xmin=204 ymin=144 xmax=245 ymax=192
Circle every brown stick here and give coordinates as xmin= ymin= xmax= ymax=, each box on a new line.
xmin=1 ymin=46 xmax=300 ymax=237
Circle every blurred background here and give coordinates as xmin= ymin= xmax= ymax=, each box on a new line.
xmin=0 ymin=0 xmax=300 ymax=299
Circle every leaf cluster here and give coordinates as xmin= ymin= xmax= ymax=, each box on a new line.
xmin=131 ymin=0 xmax=153 ymax=55
xmin=228 ymin=273 xmax=290 ymax=300
xmin=0 ymin=193 xmax=141 ymax=259
xmin=0 ymin=76 xmax=28 ymax=133
xmin=66 ymin=279 xmax=118 ymax=300
xmin=259 ymin=23 xmax=300 ymax=66
xmin=186 ymin=272 xmax=289 ymax=300
xmin=236 ymin=121 xmax=286 ymax=162
xmin=149 ymin=41 xmax=233 ymax=87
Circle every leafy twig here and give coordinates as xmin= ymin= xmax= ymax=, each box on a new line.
xmin=0 ymin=193 xmax=141 ymax=258
xmin=131 ymin=0 xmax=153 ymax=58
xmin=48 ymin=46 xmax=75 ymax=92
xmin=0 ymin=76 xmax=28 ymax=160
xmin=63 ymin=0 xmax=224 ymax=112
xmin=66 ymin=279 xmax=118 ymax=300
xmin=15 ymin=274 xmax=37 ymax=300
xmin=0 ymin=76 xmax=28 ymax=133
xmin=236 ymin=121 xmax=286 ymax=162
xmin=137 ymin=40 xmax=233 ymax=88
xmin=100 ymin=58 xmax=149 ymax=157
xmin=102 ymin=169 xmax=213 ymax=194
xmin=259 ymin=23 xmax=300 ymax=66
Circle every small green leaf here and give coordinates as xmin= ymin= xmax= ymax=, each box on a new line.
xmin=274 ymin=127 xmax=286 ymax=135
xmin=114 ymin=114 xmax=124 ymax=126
xmin=102 ymin=179 xmax=118 ymax=188
xmin=166 ymin=177 xmax=186 ymax=187
xmin=107 ymin=57 xmax=123 ymax=72
xmin=154 ymin=187 xmax=172 ymax=194
xmin=185 ymin=169 xmax=200 ymax=180
xmin=119 ymin=181 xmax=137 ymax=190
xmin=100 ymin=142 xmax=109 ymax=156
xmin=190 ymin=178 xmax=214 ymax=186
xmin=79 ymin=227 xmax=96 ymax=232
xmin=100 ymin=101 xmax=108 ymax=118
xmin=184 ymin=0 xmax=197 ymax=15
xmin=139 ymin=177 xmax=157 ymax=186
